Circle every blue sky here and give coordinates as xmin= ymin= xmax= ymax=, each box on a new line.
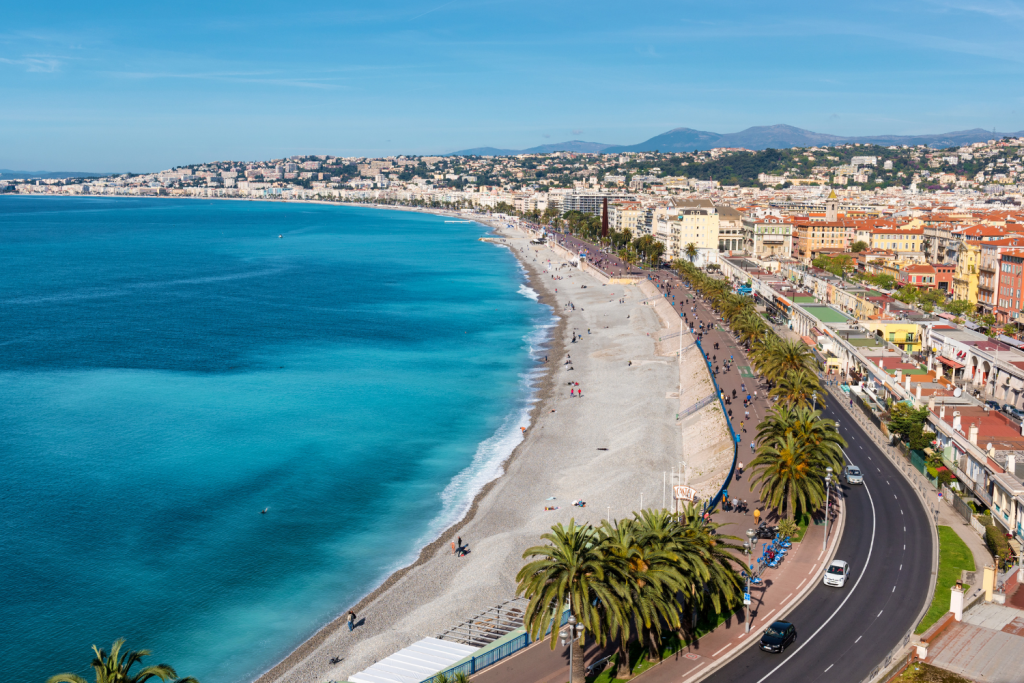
xmin=2 ymin=0 xmax=1023 ymax=172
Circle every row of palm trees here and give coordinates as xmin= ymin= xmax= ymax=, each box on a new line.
xmin=674 ymin=260 xmax=847 ymax=520
xmin=515 ymin=505 xmax=742 ymax=681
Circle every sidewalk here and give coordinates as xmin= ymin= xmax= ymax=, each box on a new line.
xmin=470 ymin=510 xmax=842 ymax=683
xmin=633 ymin=507 xmax=842 ymax=683
xmin=470 ymin=270 xmax=842 ymax=683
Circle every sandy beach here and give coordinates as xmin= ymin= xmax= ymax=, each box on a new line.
xmin=249 ymin=223 xmax=717 ymax=683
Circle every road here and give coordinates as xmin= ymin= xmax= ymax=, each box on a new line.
xmin=516 ymin=228 xmax=935 ymax=682
xmin=704 ymin=391 xmax=934 ymax=683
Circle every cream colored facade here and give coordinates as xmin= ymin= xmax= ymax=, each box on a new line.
xmin=653 ymin=199 xmax=720 ymax=264
xmin=609 ymin=202 xmax=644 ymax=237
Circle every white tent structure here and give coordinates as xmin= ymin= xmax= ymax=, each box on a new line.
xmin=348 ymin=637 xmax=478 ymax=683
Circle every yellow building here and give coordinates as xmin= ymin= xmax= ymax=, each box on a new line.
xmin=862 ymin=320 xmax=923 ymax=352
xmin=953 ymin=241 xmax=980 ymax=304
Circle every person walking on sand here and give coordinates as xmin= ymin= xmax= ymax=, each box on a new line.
xmin=347 ymin=610 xmax=356 ymax=631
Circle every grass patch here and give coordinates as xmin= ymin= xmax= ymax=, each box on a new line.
xmin=915 ymin=526 xmax=975 ymax=634
xmin=588 ymin=611 xmax=732 ymax=682
xmin=881 ymin=661 xmax=971 ymax=683
xmin=791 ymin=512 xmax=812 ymax=542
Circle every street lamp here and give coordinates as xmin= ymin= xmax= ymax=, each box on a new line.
xmin=744 ymin=528 xmax=756 ymax=633
xmin=823 ymin=467 xmax=834 ymax=551
xmin=560 ymin=614 xmax=584 ymax=682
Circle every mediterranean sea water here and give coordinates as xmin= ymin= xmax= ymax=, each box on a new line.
xmin=0 ymin=197 xmax=550 ymax=683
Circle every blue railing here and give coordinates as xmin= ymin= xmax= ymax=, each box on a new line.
xmin=695 ymin=338 xmax=739 ymax=513
xmin=417 ymin=609 xmax=569 ymax=683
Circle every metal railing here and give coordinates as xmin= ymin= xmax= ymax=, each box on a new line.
xmin=862 ymin=630 xmax=913 ymax=683
xmin=696 ymin=338 xmax=739 ymax=512
xmin=417 ymin=609 xmax=569 ymax=683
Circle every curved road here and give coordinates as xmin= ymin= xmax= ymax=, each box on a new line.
xmin=707 ymin=392 xmax=933 ymax=683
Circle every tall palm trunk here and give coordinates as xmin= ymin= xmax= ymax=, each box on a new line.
xmin=571 ymin=635 xmax=586 ymax=683
xmin=615 ymin=633 xmax=631 ymax=679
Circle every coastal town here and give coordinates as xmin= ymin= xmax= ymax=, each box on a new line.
xmin=9 ymin=137 xmax=1024 ymax=683
xmin=8 ymin=137 xmax=1024 ymax=555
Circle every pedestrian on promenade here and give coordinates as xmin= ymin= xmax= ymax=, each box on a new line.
xmin=750 ymin=440 xmax=755 ymax=451
xmin=745 ymin=410 xmax=749 ymax=420
xmin=737 ymin=462 xmax=744 ymax=477
xmin=754 ymin=508 xmax=761 ymax=524
xmin=348 ymin=611 xmax=357 ymax=631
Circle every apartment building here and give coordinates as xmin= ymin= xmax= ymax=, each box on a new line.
xmin=609 ymin=201 xmax=644 ymax=236
xmin=653 ymin=198 xmax=719 ymax=264
xmin=742 ymin=215 xmax=793 ymax=258
xmin=793 ymin=220 xmax=854 ymax=261
xmin=996 ymin=249 xmax=1024 ymax=324
xmin=953 ymin=241 xmax=981 ymax=304
xmin=717 ymin=205 xmax=743 ymax=252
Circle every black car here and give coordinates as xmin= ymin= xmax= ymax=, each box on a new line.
xmin=759 ymin=620 xmax=797 ymax=653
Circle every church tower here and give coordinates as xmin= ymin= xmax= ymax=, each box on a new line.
xmin=825 ymin=189 xmax=839 ymax=222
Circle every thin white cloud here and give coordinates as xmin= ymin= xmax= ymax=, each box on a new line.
xmin=106 ymin=70 xmax=342 ymax=89
xmin=0 ymin=55 xmax=60 ymax=72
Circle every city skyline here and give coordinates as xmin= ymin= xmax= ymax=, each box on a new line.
xmin=2 ymin=0 xmax=1024 ymax=171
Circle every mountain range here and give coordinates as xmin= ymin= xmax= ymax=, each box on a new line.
xmin=447 ymin=124 xmax=1024 ymax=156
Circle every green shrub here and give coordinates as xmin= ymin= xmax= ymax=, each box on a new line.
xmin=984 ymin=523 xmax=1011 ymax=563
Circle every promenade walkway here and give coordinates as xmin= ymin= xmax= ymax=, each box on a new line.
xmin=471 ymin=239 xmax=841 ymax=683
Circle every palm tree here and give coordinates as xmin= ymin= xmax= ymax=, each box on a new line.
xmin=769 ymin=370 xmax=821 ymax=409
xmin=759 ymin=339 xmax=815 ymax=382
xmin=516 ymin=520 xmax=622 ymax=683
xmin=756 ymin=405 xmax=846 ymax=473
xmin=684 ymin=243 xmax=699 ymax=263
xmin=432 ymin=672 xmax=470 ymax=683
xmin=47 ymin=640 xmax=197 ymax=683
xmin=749 ymin=434 xmax=829 ymax=520
xmin=677 ymin=503 xmax=744 ymax=619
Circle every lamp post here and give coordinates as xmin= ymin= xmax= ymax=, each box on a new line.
xmin=744 ymin=528 xmax=756 ymax=632
xmin=823 ymin=467 xmax=833 ymax=551
xmin=560 ymin=613 xmax=584 ymax=683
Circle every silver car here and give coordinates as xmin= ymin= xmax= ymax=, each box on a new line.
xmin=844 ymin=465 xmax=863 ymax=485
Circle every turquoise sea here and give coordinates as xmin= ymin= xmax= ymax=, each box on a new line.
xmin=0 ymin=197 xmax=551 ymax=683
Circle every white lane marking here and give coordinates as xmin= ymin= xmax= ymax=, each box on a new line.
xmin=797 ymin=579 xmax=807 ymax=589
xmin=877 ymin=467 xmax=881 ymax=472
xmin=904 ymin=526 xmax=906 ymax=531
xmin=855 ymin=636 xmax=862 ymax=643
xmin=713 ymin=643 xmax=729 ymax=656
xmin=901 ymin=509 xmax=904 ymax=515
xmin=887 ymin=480 xmax=890 ymax=485
xmin=892 ymin=586 xmax=896 ymax=592
xmin=900 ymin=564 xmax=902 ymax=571
xmin=878 ymin=610 xmax=884 ymax=617
xmin=754 ymin=449 xmax=877 ymax=683
xmin=808 ymin=565 xmax=816 ymax=575
xmin=784 ymin=593 xmax=793 ymax=601
xmin=824 ymin=664 xmax=834 ymax=672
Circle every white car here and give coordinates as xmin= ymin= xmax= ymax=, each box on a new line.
xmin=823 ymin=560 xmax=850 ymax=587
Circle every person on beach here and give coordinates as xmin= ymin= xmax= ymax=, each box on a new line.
xmin=347 ymin=611 xmax=356 ymax=631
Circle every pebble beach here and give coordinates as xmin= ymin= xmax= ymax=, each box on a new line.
xmin=256 ymin=223 xmax=727 ymax=683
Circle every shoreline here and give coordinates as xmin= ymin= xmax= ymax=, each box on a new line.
xmin=257 ymin=224 xmax=685 ymax=683
xmin=252 ymin=222 xmax=567 ymax=683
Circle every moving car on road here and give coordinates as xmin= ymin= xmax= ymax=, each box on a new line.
xmin=759 ymin=621 xmax=797 ymax=653
xmin=823 ymin=560 xmax=851 ymax=587
xmin=844 ymin=465 xmax=864 ymax=485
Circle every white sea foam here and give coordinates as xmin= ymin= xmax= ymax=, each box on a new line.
xmin=517 ymin=284 xmax=539 ymax=301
